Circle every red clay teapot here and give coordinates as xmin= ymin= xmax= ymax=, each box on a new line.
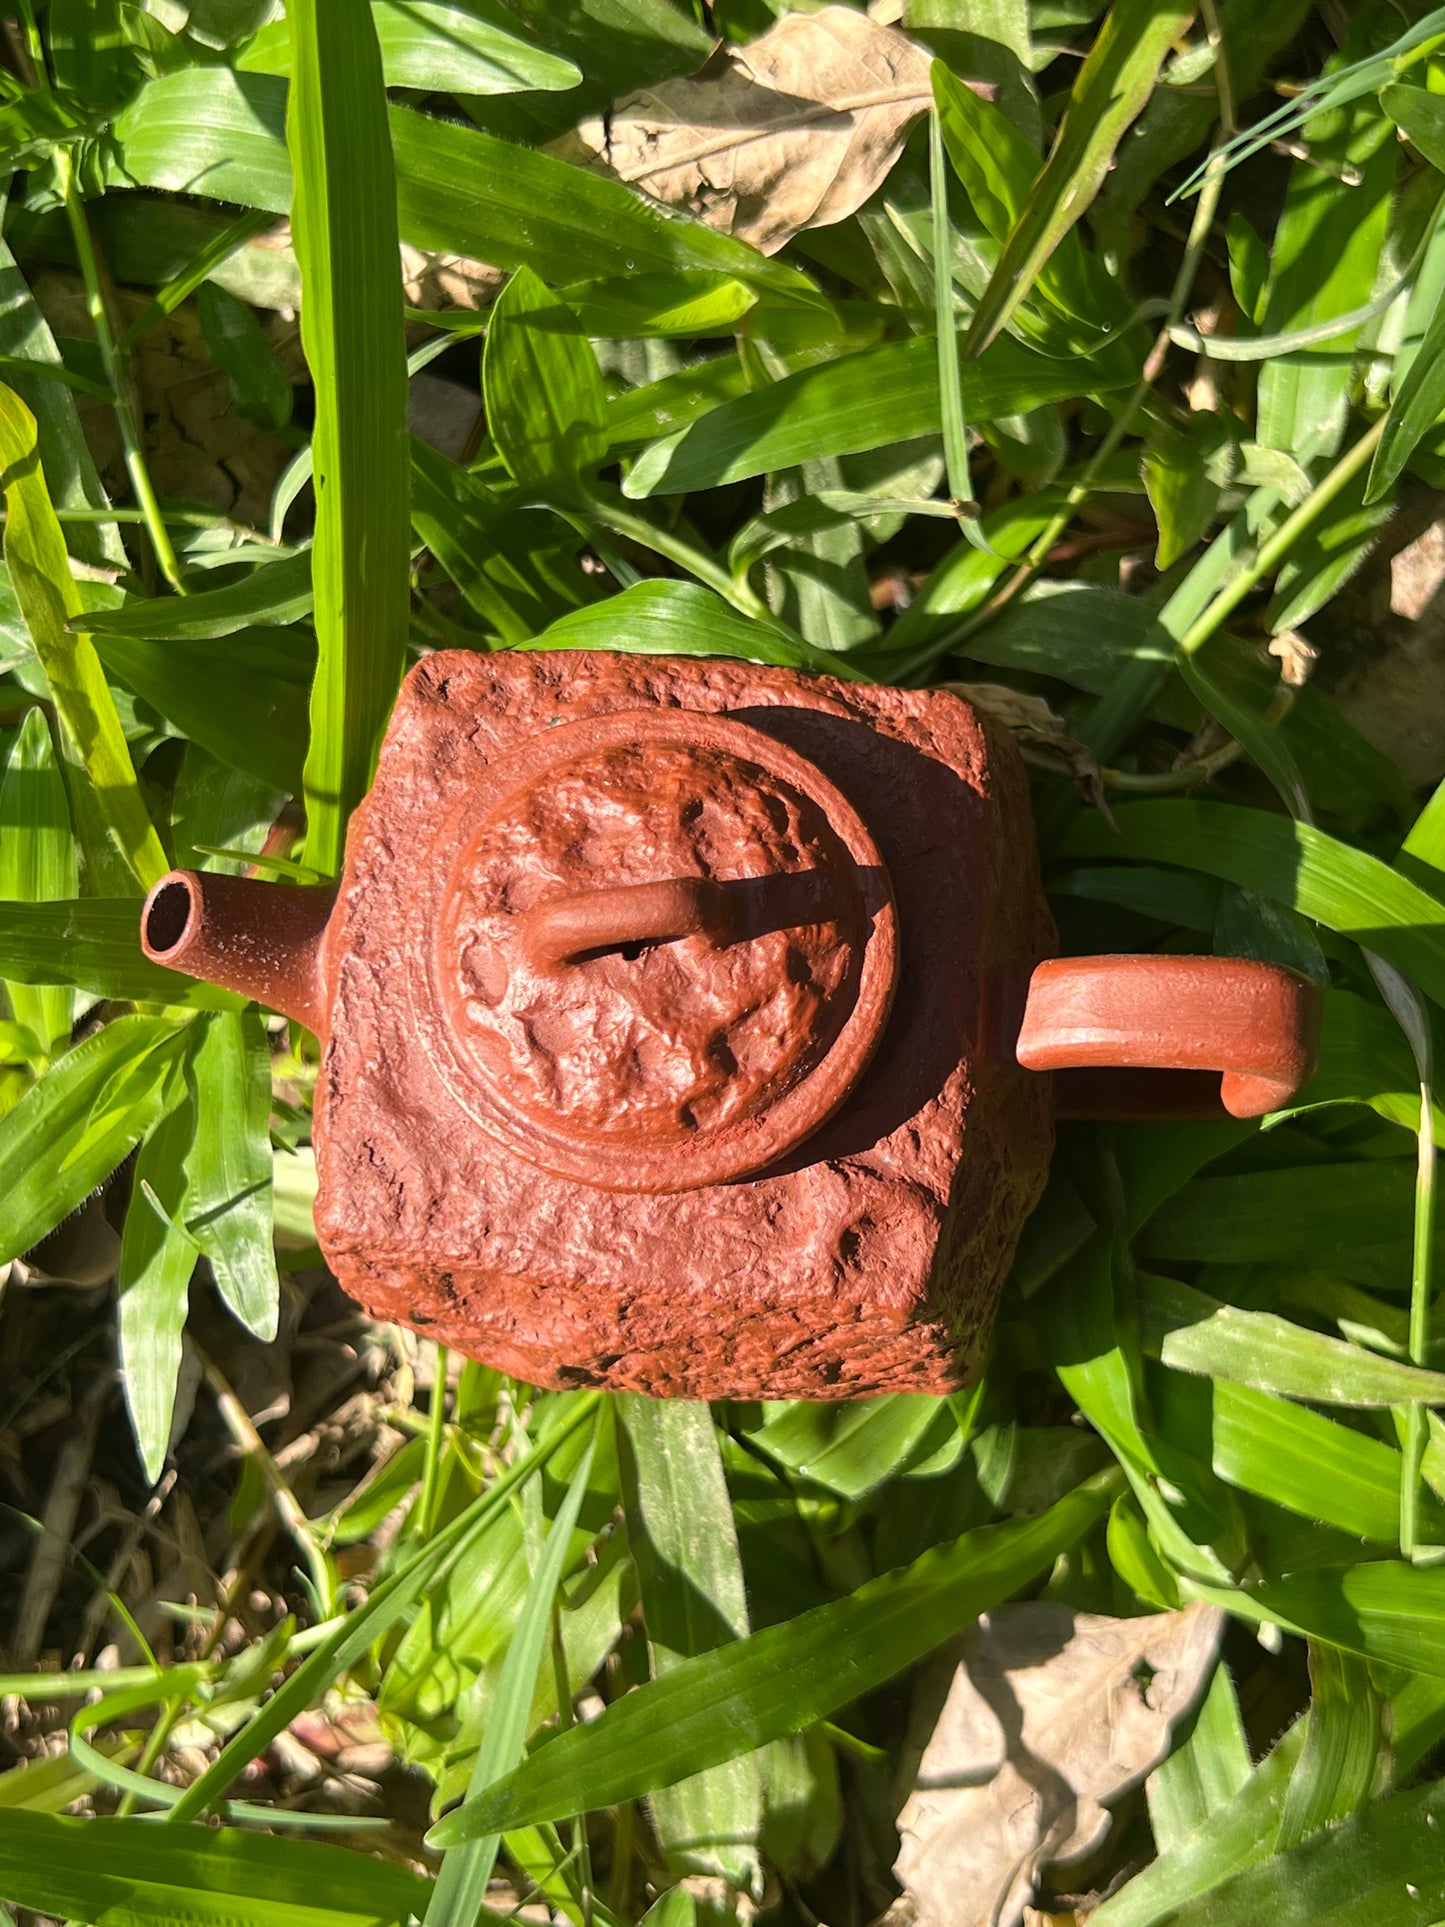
xmin=140 ymin=649 xmax=1319 ymax=1398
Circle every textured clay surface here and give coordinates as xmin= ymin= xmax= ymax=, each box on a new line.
xmin=311 ymin=649 xmax=1056 ymax=1398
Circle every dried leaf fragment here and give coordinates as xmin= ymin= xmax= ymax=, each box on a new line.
xmin=553 ymin=6 xmax=963 ymax=256
xmin=895 ymin=1601 xmax=1223 ymax=1927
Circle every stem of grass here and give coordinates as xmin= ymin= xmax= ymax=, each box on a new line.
xmin=54 ymin=148 xmax=188 ymax=596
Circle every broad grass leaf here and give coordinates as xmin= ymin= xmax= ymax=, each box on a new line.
xmin=411 ymin=443 xmax=584 ymax=644
xmin=110 ymin=69 xmax=825 ymax=314
xmin=1139 ymin=1273 xmax=1445 ymax=1407
xmin=1186 ymin=1560 xmax=1445 ymax=1677
xmin=197 ymin=279 xmax=293 ymax=431
xmin=959 ymin=0 xmax=1193 ymax=356
xmin=523 ymin=580 xmax=858 ymax=677
xmin=1266 ymin=471 xmax=1392 ymax=630
xmin=1275 ymin=1644 xmax=1382 ymax=1851
xmin=0 ymin=898 xmax=239 ymax=1009
xmin=1138 ymin=1163 xmax=1423 ymax=1270
xmin=1057 ymin=801 xmax=1445 ymax=1010
xmin=0 ymin=1014 xmax=189 ymax=1263
xmin=556 ymin=6 xmax=933 ymax=257
xmin=0 ymin=238 xmax=123 ymax=573
xmin=117 ymin=1091 xmax=196 ymax=1483
xmin=1143 ymin=413 xmax=1233 ymax=571
xmin=624 ymin=333 xmax=1125 ymax=496
xmin=932 ymin=62 xmax=1130 ymax=343
xmin=605 ymin=352 xmax=754 ymax=452
xmin=1092 ymin=1720 xmax=1306 ymax=1926
xmin=1140 ymin=1773 xmax=1445 ymax=1925
xmin=79 ymin=549 xmax=314 ymax=640
xmin=239 ymin=1 xmax=582 ymax=96
xmin=286 ymin=0 xmax=410 ymax=875
xmin=620 ymin=1398 xmax=762 ymax=1893
xmin=166 ymin=1394 xmax=599 ymax=1824
xmin=428 ymin=1471 xmax=1121 ymax=1844
xmin=561 ymin=271 xmax=756 ymax=339
xmin=326 ymin=1436 xmax=427 ymax=1546
xmin=1255 ymin=78 xmax=1396 ymax=463
xmin=0 ymin=708 xmax=76 ymax=1057
xmin=1368 ymin=253 xmax=1445 ymax=501
xmin=1203 ymin=1380 xmax=1404 ymax=1542
xmin=0 ymin=1807 xmax=429 ymax=1927
xmin=743 ymin=1396 xmax=946 ymax=1500
xmin=483 ymin=267 xmax=609 ymax=493
xmin=0 ymin=384 xmax=167 ymax=894
xmin=183 ymin=1009 xmax=278 ymax=1342
xmin=95 ymin=626 xmax=313 ymax=796
xmin=1145 ymin=1662 xmax=1250 ymax=1853
xmin=425 ymin=1437 xmax=598 ymax=1927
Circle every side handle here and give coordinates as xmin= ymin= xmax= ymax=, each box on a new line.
xmin=1015 ymin=955 xmax=1322 ymax=1120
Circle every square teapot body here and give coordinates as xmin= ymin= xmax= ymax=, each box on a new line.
xmin=304 ymin=648 xmax=1055 ymax=1399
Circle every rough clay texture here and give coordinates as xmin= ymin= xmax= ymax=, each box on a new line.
xmin=312 ymin=650 xmax=1056 ymax=1398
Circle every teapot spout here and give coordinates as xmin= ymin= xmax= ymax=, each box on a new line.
xmin=141 ymin=870 xmax=337 ymax=1036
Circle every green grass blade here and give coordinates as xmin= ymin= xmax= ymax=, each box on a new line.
xmin=428 ymin=1470 xmax=1121 ymax=1845
xmin=524 ymin=580 xmax=861 ymax=678
xmin=1094 ymin=1721 xmax=1307 ymax=1926
xmin=0 ymin=898 xmax=241 ymax=1008
xmin=164 ymin=1393 xmax=598 ymax=1825
xmin=1146 ymin=1662 xmax=1250 ymax=1852
xmin=285 ymin=0 xmax=410 ymax=875
xmin=240 ymin=0 xmax=582 ymax=95
xmin=117 ymin=1092 xmax=197 ymax=1484
xmin=1058 ymin=801 xmax=1445 ymax=1008
xmin=620 ymin=1397 xmax=762 ymax=1894
xmin=1139 ymin=1274 xmax=1445 ymax=1407
xmin=1275 ymin=1644 xmax=1382 ymax=1852
xmin=623 ymin=333 xmax=1129 ymax=497
xmin=0 ymin=1807 xmax=429 ymax=1927
xmin=425 ymin=1432 xmax=598 ymax=1927
xmin=183 ymin=1009 xmax=279 ymax=1342
xmin=1140 ymin=1773 xmax=1445 ymax=1925
xmin=0 ymin=708 xmax=77 ymax=1057
xmin=0 ymin=384 xmax=167 ymax=894
xmin=959 ymin=0 xmax=1193 ymax=356
xmin=0 ymin=1014 xmax=188 ymax=1263
xmin=81 ymin=549 xmax=313 ymax=639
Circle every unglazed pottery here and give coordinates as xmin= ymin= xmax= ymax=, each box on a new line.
xmin=140 ymin=649 xmax=1321 ymax=1398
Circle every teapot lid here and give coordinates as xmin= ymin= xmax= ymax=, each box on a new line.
xmin=426 ymin=707 xmax=897 ymax=1192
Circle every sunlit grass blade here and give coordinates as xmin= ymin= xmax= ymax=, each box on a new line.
xmin=0 ymin=708 xmax=77 ymax=1059
xmin=0 ymin=1806 xmax=429 ymax=1927
xmin=425 ymin=1431 xmax=598 ymax=1927
xmin=0 ymin=384 xmax=167 ymax=894
xmin=285 ymin=0 xmax=410 ymax=875
xmin=429 ymin=1470 xmax=1121 ymax=1845
xmin=0 ymin=1015 xmax=189 ymax=1264
xmin=620 ymin=1397 xmax=762 ymax=1894
xmin=164 ymin=1393 xmax=598 ymax=1825
xmin=959 ymin=0 xmax=1193 ymax=356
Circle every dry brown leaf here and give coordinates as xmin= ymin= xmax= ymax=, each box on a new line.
xmin=552 ymin=7 xmax=958 ymax=256
xmin=895 ymin=1601 xmax=1223 ymax=1927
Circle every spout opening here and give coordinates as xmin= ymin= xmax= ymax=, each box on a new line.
xmin=143 ymin=875 xmax=199 ymax=959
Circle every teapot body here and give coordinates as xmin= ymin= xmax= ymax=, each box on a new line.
xmin=310 ymin=648 xmax=1054 ymax=1397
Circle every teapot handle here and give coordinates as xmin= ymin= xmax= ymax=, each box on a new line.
xmin=1015 ymin=955 xmax=1322 ymax=1120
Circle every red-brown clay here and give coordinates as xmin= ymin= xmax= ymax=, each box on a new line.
xmin=140 ymin=869 xmax=336 ymax=1035
xmin=140 ymin=648 xmax=1321 ymax=1399
xmin=1016 ymin=954 xmax=1322 ymax=1118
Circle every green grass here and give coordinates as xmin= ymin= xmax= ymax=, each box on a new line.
xmin=0 ymin=0 xmax=1444 ymax=1921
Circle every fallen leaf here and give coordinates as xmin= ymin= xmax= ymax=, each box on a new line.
xmin=552 ymin=7 xmax=970 ymax=257
xmin=894 ymin=1601 xmax=1223 ymax=1927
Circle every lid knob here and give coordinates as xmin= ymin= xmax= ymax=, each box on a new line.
xmin=521 ymin=876 xmax=733 ymax=969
